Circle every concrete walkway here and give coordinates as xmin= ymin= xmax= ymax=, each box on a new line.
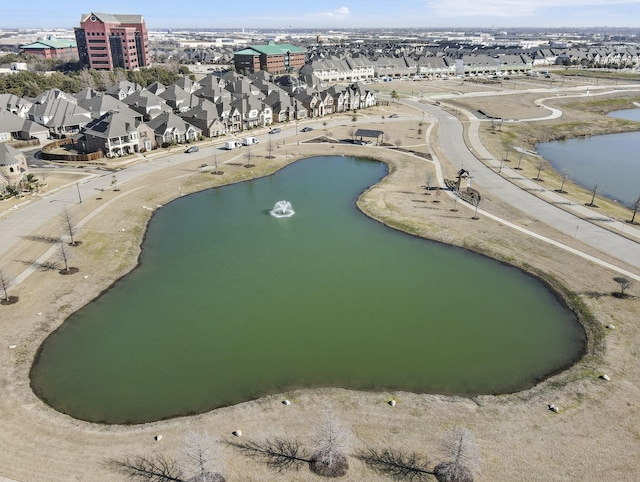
xmin=402 ymin=96 xmax=640 ymax=274
xmin=3 ymin=93 xmax=640 ymax=292
xmin=0 ymin=144 xmax=223 ymax=259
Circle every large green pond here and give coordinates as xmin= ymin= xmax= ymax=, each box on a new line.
xmin=30 ymin=156 xmax=586 ymax=424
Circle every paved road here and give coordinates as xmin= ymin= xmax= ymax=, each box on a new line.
xmin=3 ymin=96 xmax=640 ymax=287
xmin=0 ymin=128 xmax=310 ymax=261
xmin=403 ymin=97 xmax=640 ymax=272
xmin=0 ymin=149 xmax=200 ymax=259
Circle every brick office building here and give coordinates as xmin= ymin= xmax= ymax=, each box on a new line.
xmin=19 ymin=37 xmax=78 ymax=61
xmin=234 ymin=41 xmax=306 ymax=75
xmin=75 ymin=12 xmax=150 ymax=70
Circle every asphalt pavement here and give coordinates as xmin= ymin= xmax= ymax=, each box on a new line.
xmin=403 ymin=97 xmax=640 ymax=272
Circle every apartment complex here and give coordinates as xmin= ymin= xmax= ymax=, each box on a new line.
xmin=234 ymin=41 xmax=306 ymax=75
xmin=75 ymin=12 xmax=150 ymax=70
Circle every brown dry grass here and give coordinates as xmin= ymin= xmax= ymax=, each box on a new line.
xmin=450 ymin=91 xmax=640 ymax=227
xmin=0 ymin=170 xmax=89 ymax=217
xmin=0 ymin=93 xmax=639 ymax=481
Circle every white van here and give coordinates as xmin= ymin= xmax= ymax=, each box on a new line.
xmin=224 ymin=140 xmax=243 ymax=150
xmin=242 ymin=137 xmax=259 ymax=146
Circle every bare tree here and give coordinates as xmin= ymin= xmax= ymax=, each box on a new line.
xmin=556 ymin=170 xmax=569 ymax=193
xmin=323 ymin=121 xmax=328 ymax=133
xmin=182 ymin=432 xmax=225 ymax=482
xmin=0 ymin=268 xmax=15 ymax=303
xmin=613 ymin=276 xmax=634 ymax=297
xmin=113 ymin=68 xmax=128 ymax=83
xmin=502 ymin=144 xmax=513 ymax=161
xmin=110 ymin=452 xmax=184 ymax=482
xmin=98 ymin=70 xmax=112 ymax=91
xmin=61 ymin=206 xmax=78 ymax=246
xmin=534 ymin=160 xmax=545 ymax=181
xmin=58 ymin=240 xmax=75 ymax=274
xmin=78 ymin=69 xmax=96 ymax=89
xmin=267 ymin=139 xmax=274 ymax=159
xmin=586 ymin=183 xmax=600 ymax=207
xmin=451 ymin=186 xmax=460 ymax=212
xmin=111 ymin=174 xmax=119 ymax=191
xmin=229 ymin=438 xmax=308 ymax=473
xmin=629 ymin=193 xmax=640 ymax=224
xmin=244 ymin=147 xmax=254 ymax=168
xmin=433 ymin=427 xmax=480 ymax=482
xmin=212 ymin=154 xmax=223 ymax=175
xmin=395 ymin=139 xmax=403 ymax=148
xmin=111 ymin=433 xmax=225 ymax=482
xmin=425 ymin=175 xmax=433 ymax=194
xmin=515 ymin=149 xmax=525 ymax=170
xmin=470 ymin=193 xmax=482 ymax=220
xmin=358 ymin=448 xmax=433 ymax=481
xmin=310 ymin=410 xmax=351 ymax=477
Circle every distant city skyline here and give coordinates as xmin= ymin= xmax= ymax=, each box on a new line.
xmin=2 ymin=0 xmax=640 ymax=30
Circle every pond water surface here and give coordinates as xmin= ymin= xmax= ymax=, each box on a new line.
xmin=536 ymin=109 xmax=640 ymax=207
xmin=30 ymin=156 xmax=586 ymax=424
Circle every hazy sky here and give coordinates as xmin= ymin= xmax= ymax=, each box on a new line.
xmin=2 ymin=0 xmax=640 ymax=29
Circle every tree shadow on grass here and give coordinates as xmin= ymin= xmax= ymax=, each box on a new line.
xmin=1 ymin=296 xmax=19 ymax=305
xmin=15 ymin=259 xmax=58 ymax=271
xmin=21 ymin=234 xmax=59 ymax=244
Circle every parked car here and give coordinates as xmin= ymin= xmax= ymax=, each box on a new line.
xmin=389 ymin=114 xmax=399 ymax=118
xmin=269 ymin=128 xmax=281 ymax=134
xmin=301 ymin=127 xmax=313 ymax=132
xmin=185 ymin=146 xmax=199 ymax=153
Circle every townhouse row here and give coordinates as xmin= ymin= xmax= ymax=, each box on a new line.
xmin=0 ymin=70 xmax=377 ymax=162
xmin=302 ymin=46 xmax=640 ymax=81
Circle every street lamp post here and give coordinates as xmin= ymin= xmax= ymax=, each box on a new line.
xmin=76 ymin=183 xmax=82 ymax=204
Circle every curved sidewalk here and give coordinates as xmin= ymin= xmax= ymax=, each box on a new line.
xmin=403 ymin=97 xmax=640 ymax=274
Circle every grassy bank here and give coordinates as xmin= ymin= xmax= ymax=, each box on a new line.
xmin=472 ymin=93 xmax=640 ymax=224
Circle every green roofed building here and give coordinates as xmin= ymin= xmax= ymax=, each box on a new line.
xmin=19 ymin=37 xmax=78 ymax=61
xmin=234 ymin=40 xmax=306 ymax=75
